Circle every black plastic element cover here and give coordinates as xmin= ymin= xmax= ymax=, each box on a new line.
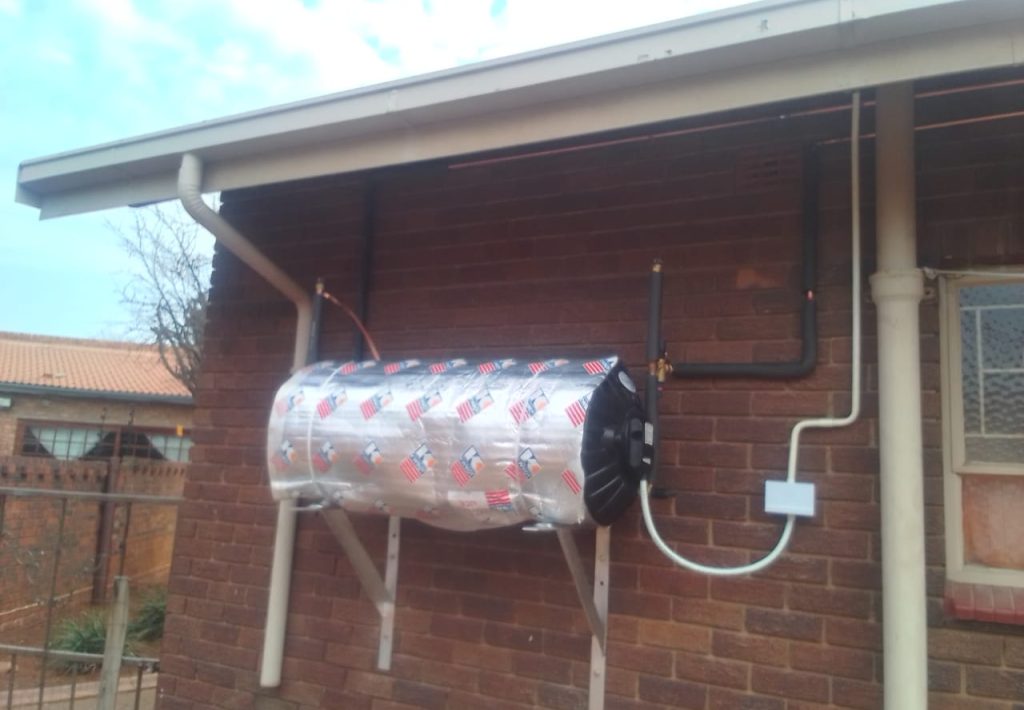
xmin=581 ymin=362 xmax=646 ymax=525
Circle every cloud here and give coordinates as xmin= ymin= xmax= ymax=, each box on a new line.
xmin=4 ymin=0 xmax=756 ymax=338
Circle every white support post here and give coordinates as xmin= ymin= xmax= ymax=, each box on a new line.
xmin=321 ymin=509 xmax=400 ymax=671
xmin=378 ymin=516 xmax=401 ymax=671
xmin=97 ymin=576 xmax=130 ymax=710
xmin=871 ymin=81 xmax=928 ymax=710
xmin=590 ymin=526 xmax=610 ymax=710
xmin=555 ymin=526 xmax=610 ymax=710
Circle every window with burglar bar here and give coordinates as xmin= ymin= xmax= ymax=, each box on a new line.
xmin=17 ymin=421 xmax=192 ymax=463
xmin=942 ymin=278 xmax=1024 ymax=594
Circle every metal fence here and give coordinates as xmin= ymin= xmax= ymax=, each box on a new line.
xmin=0 ymin=487 xmax=182 ymax=710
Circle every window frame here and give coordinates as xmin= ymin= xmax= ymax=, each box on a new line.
xmin=940 ymin=275 xmax=1024 ymax=588
xmin=14 ymin=419 xmax=193 ymax=463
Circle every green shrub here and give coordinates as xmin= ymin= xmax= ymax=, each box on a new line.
xmin=128 ymin=588 xmax=166 ymax=642
xmin=49 ymin=611 xmax=108 ymax=674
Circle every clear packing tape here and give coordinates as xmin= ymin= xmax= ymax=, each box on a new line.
xmin=267 ymin=355 xmax=644 ymax=531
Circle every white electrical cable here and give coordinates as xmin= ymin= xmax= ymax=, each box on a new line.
xmin=641 ymin=91 xmax=864 ymax=576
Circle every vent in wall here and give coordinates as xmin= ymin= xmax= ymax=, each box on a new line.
xmin=734 ymin=145 xmax=801 ymax=191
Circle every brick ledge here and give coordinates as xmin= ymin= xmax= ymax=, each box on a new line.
xmin=944 ymin=580 xmax=1024 ymax=625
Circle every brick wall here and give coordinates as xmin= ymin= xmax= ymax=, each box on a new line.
xmin=0 ymin=458 xmax=186 ymax=633
xmin=158 ymin=75 xmax=1024 ymax=708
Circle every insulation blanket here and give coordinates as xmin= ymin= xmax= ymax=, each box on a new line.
xmin=266 ymin=355 xmax=627 ymax=531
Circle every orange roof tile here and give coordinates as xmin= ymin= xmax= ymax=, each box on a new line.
xmin=0 ymin=332 xmax=191 ymax=399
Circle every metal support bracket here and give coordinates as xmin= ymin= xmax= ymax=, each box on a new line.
xmin=321 ymin=510 xmax=401 ymax=671
xmin=556 ymin=526 xmax=610 ymax=710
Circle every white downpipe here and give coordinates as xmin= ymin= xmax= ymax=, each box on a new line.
xmin=177 ymin=153 xmax=313 ymax=689
xmin=870 ymin=83 xmax=928 ymax=710
xmin=641 ymin=91 xmax=864 ymax=576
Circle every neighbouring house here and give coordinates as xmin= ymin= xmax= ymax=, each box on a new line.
xmin=0 ymin=332 xmax=193 ymax=459
xmin=0 ymin=332 xmax=192 ymax=630
xmin=14 ymin=1 xmax=1024 ymax=708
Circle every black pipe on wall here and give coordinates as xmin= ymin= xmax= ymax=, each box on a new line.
xmin=307 ymin=278 xmax=325 ymax=363
xmin=645 ymin=259 xmax=663 ymax=485
xmin=672 ymin=146 xmax=819 ymax=379
xmin=353 ymin=178 xmax=377 ymax=362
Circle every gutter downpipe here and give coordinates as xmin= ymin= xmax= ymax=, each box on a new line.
xmin=177 ymin=153 xmax=312 ymax=689
xmin=869 ymin=84 xmax=928 ymax=710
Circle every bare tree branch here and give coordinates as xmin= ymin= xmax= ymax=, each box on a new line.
xmin=112 ymin=206 xmax=212 ymax=394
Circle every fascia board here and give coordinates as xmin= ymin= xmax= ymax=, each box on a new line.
xmin=17 ymin=0 xmax=1024 ymax=218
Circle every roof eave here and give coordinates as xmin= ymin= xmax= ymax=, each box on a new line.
xmin=15 ymin=0 xmax=1024 ymax=219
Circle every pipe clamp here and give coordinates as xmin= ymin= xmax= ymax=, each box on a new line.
xmin=869 ymin=269 xmax=924 ymax=302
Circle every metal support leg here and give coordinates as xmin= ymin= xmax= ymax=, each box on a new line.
xmin=321 ymin=509 xmax=400 ymax=671
xmin=590 ymin=526 xmax=610 ymax=710
xmin=556 ymin=526 xmax=610 ymax=710
xmin=378 ymin=516 xmax=400 ymax=671
xmin=556 ymin=529 xmax=607 ymax=650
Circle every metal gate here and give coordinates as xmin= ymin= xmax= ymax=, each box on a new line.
xmin=0 ymin=485 xmax=182 ymax=709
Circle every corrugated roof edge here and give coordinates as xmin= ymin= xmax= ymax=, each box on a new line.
xmin=0 ymin=331 xmax=163 ymax=351
xmin=0 ymin=381 xmax=193 ymax=406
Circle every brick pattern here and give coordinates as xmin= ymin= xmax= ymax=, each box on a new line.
xmin=158 ymin=79 xmax=1024 ymax=708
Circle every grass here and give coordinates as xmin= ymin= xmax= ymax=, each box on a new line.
xmin=48 ymin=610 xmax=112 ymax=674
xmin=49 ymin=587 xmax=166 ymax=674
xmin=127 ymin=588 xmax=166 ymax=642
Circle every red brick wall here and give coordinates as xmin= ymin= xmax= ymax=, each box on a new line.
xmin=158 ymin=75 xmax=1024 ymax=708
xmin=0 ymin=457 xmax=186 ymax=634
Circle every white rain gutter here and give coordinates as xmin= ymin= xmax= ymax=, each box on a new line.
xmin=177 ymin=153 xmax=310 ymax=689
xmin=869 ymin=84 xmax=927 ymax=710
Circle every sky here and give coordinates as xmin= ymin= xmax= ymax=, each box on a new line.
xmin=1 ymin=0 xmax=752 ymax=341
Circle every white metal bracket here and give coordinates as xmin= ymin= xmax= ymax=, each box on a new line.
xmin=321 ymin=509 xmax=608 ymax=700
xmin=321 ymin=510 xmax=401 ymax=671
xmin=556 ymin=526 xmax=610 ymax=710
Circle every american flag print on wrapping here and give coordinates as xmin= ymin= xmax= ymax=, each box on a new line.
xmin=274 ymin=389 xmax=304 ymax=416
xmin=360 ymin=390 xmax=393 ymax=420
xmin=565 ymin=393 xmax=592 ymax=428
xmin=528 ymin=358 xmax=569 ymax=375
xmin=399 ymin=444 xmax=435 ymax=483
xmin=315 ymin=388 xmax=347 ymax=419
xmin=406 ymin=390 xmax=442 ymax=421
xmin=478 ymin=358 xmax=516 ymax=374
xmin=271 ymin=440 xmax=296 ymax=471
xmin=384 ymin=359 xmax=421 ymax=375
xmin=485 ymin=489 xmax=513 ymax=511
xmin=429 ymin=359 xmax=468 ymax=374
xmin=450 ymin=446 xmax=484 ymax=487
xmin=582 ymin=357 xmax=615 ymax=375
xmin=561 ymin=468 xmax=582 ymax=495
xmin=312 ymin=441 xmax=339 ymax=473
xmin=456 ymin=389 xmax=495 ymax=422
xmin=339 ymin=360 xmax=376 ymax=375
xmin=505 ymin=447 xmax=541 ymax=481
xmin=354 ymin=441 xmax=382 ymax=475
xmin=509 ymin=388 xmax=549 ymax=425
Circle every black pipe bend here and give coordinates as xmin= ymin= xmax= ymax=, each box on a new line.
xmin=672 ymin=145 xmax=819 ymax=380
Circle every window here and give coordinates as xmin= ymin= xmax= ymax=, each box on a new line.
xmin=17 ymin=422 xmax=192 ymax=463
xmin=942 ymin=278 xmax=1024 ymax=608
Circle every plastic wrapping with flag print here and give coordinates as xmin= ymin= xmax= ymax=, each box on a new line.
xmin=266 ymin=355 xmax=633 ymax=531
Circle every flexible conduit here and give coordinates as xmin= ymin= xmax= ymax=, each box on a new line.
xmin=640 ymin=91 xmax=863 ymax=576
